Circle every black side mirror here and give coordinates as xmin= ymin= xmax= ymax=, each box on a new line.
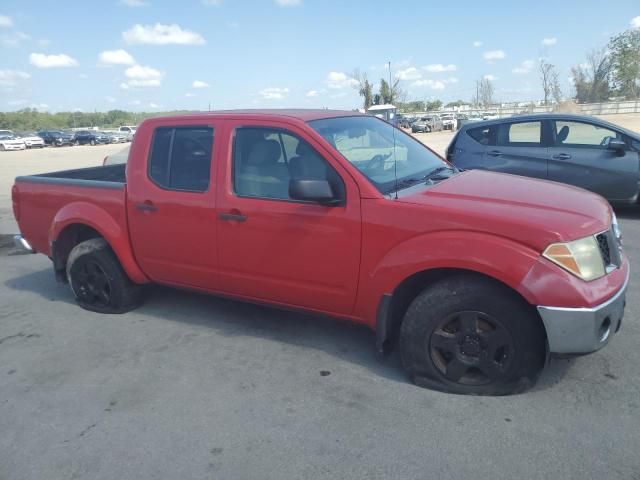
xmin=289 ymin=179 xmax=341 ymax=206
xmin=606 ymin=138 xmax=626 ymax=155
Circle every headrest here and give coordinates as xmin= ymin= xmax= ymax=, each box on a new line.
xmin=246 ymin=139 xmax=281 ymax=166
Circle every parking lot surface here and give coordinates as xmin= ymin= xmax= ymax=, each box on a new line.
xmin=1 ymin=137 xmax=639 ymax=479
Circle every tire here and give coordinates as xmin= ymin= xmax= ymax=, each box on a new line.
xmin=0 ymin=145 xmax=5 ymax=151
xmin=66 ymin=238 xmax=143 ymax=314
xmin=399 ymin=274 xmax=546 ymax=395
xmin=90 ymin=139 xmax=96 ymax=146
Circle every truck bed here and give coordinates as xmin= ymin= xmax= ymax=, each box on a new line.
xmin=16 ymin=163 xmax=126 ymax=188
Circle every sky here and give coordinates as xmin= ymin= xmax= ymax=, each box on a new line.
xmin=1 ymin=0 xmax=639 ymax=113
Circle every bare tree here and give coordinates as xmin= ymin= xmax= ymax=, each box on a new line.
xmin=540 ymin=60 xmax=563 ymax=105
xmin=571 ymin=48 xmax=612 ymax=103
xmin=351 ymin=69 xmax=373 ymax=110
xmin=477 ymin=77 xmax=494 ymax=107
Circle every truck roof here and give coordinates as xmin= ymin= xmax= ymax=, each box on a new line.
xmin=152 ymin=109 xmax=362 ymax=123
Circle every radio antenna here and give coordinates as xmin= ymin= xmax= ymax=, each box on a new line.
xmin=389 ymin=60 xmax=398 ymax=199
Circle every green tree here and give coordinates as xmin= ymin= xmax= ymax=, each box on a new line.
xmin=608 ymin=29 xmax=640 ymax=99
xmin=425 ymin=100 xmax=443 ymax=111
xmin=571 ymin=48 xmax=611 ymax=103
xmin=352 ymin=69 xmax=373 ymax=110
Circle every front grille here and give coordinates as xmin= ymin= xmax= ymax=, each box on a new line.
xmin=596 ymin=232 xmax=611 ymax=266
xmin=596 ymin=228 xmax=621 ymax=270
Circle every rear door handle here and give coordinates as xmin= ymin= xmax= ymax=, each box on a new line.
xmin=135 ymin=202 xmax=157 ymax=212
xmin=219 ymin=212 xmax=247 ymax=222
xmin=487 ymin=150 xmax=503 ymax=156
xmin=552 ymin=153 xmax=572 ymax=160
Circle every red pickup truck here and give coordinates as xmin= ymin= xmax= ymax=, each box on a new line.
xmin=12 ymin=110 xmax=629 ymax=395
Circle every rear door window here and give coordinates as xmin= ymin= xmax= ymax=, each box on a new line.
xmin=466 ymin=126 xmax=495 ymax=146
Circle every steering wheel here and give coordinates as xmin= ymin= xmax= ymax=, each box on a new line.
xmin=362 ymin=153 xmax=392 ymax=172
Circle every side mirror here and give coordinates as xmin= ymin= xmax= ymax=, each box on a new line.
xmin=289 ymin=178 xmax=341 ymax=206
xmin=606 ymin=138 xmax=626 ymax=155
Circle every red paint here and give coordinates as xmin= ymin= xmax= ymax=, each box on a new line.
xmin=13 ymin=110 xmax=628 ymax=331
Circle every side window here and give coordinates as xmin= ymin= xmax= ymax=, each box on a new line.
xmin=233 ymin=127 xmax=343 ymax=201
xmin=554 ymin=121 xmax=620 ymax=148
xmin=148 ymin=126 xmax=213 ymax=192
xmin=467 ymin=126 xmax=494 ymax=146
xmin=497 ymin=121 xmax=542 ymax=146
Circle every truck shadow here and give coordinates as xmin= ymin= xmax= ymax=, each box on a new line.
xmin=4 ymin=267 xmax=407 ymax=385
xmin=5 ymin=267 xmax=577 ymax=392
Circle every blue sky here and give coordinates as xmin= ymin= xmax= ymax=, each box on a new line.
xmin=1 ymin=0 xmax=639 ymax=112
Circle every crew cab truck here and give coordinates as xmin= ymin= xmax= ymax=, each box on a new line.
xmin=12 ymin=110 xmax=629 ymax=395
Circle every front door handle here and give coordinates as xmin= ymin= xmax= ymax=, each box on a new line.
xmin=136 ymin=202 xmax=157 ymax=212
xmin=219 ymin=212 xmax=247 ymax=222
xmin=487 ymin=150 xmax=503 ymax=156
xmin=552 ymin=153 xmax=572 ymax=160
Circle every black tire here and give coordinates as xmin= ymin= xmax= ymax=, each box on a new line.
xmin=0 ymin=145 xmax=5 ymax=151
xmin=90 ymin=139 xmax=96 ymax=146
xmin=399 ymin=274 xmax=545 ymax=395
xmin=66 ymin=238 xmax=143 ymax=314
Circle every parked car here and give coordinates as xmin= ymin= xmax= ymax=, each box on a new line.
xmin=73 ymin=130 xmax=111 ymax=146
xmin=0 ymin=133 xmax=26 ymax=151
xmin=119 ymin=125 xmax=137 ymax=142
xmin=16 ymin=131 xmax=45 ymax=148
xmin=104 ymin=131 xmax=128 ymax=144
xmin=440 ymin=113 xmax=457 ymax=131
xmin=467 ymin=113 xmax=484 ymax=123
xmin=12 ymin=110 xmax=628 ymax=395
xmin=446 ymin=113 xmax=640 ymax=205
xmin=397 ymin=116 xmax=412 ymax=129
xmin=103 ymin=145 xmax=130 ymax=165
xmin=482 ymin=112 xmax=499 ymax=120
xmin=38 ymin=130 xmax=74 ymax=147
xmin=455 ymin=114 xmax=469 ymax=130
xmin=411 ymin=115 xmax=444 ymax=133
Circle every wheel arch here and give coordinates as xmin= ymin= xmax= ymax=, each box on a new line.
xmin=50 ymin=202 xmax=148 ymax=284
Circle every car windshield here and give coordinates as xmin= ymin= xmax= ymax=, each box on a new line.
xmin=308 ymin=115 xmax=447 ymax=194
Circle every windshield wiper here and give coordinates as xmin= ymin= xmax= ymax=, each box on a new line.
xmin=424 ymin=165 xmax=458 ymax=182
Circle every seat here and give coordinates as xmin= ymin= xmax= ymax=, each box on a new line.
xmin=557 ymin=125 xmax=570 ymax=144
xmin=289 ymin=141 xmax=328 ymax=180
xmin=237 ymin=139 xmax=289 ymax=198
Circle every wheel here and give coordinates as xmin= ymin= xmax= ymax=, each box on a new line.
xmin=90 ymin=139 xmax=96 ymax=146
xmin=0 ymin=144 xmax=5 ymax=151
xmin=399 ymin=274 xmax=545 ymax=395
xmin=67 ymin=238 xmax=143 ymax=314
xmin=74 ymin=140 xmax=79 ymax=146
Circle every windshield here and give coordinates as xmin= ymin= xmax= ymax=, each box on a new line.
xmin=308 ymin=115 xmax=446 ymax=194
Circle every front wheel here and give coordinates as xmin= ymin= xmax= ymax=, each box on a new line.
xmin=399 ymin=274 xmax=546 ymax=395
xmin=67 ymin=238 xmax=143 ymax=314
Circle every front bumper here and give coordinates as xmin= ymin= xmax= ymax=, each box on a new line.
xmin=537 ymin=270 xmax=629 ymax=354
xmin=2 ymin=144 xmax=26 ymax=150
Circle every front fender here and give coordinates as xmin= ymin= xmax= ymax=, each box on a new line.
xmin=356 ymin=230 xmax=542 ymax=326
xmin=50 ymin=201 xmax=148 ymax=284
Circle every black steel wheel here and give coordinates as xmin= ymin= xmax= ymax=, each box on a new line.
xmin=67 ymin=238 xmax=143 ymax=314
xmin=400 ymin=273 xmax=546 ymax=395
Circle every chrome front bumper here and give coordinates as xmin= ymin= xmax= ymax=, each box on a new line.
xmin=537 ymin=272 xmax=629 ymax=354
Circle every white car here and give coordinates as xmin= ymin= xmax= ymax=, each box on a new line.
xmin=0 ymin=132 xmax=26 ymax=151
xmin=118 ymin=125 xmax=137 ymax=142
xmin=16 ymin=131 xmax=45 ymax=148
xmin=482 ymin=112 xmax=499 ymax=120
xmin=440 ymin=113 xmax=458 ymax=131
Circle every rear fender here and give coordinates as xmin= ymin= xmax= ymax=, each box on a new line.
xmin=50 ymin=201 xmax=148 ymax=284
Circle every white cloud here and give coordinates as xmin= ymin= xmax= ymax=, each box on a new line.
xmin=8 ymin=99 xmax=26 ymax=106
xmin=31 ymin=103 xmax=49 ymax=110
xmin=1 ymin=31 xmax=30 ymax=46
xmin=275 ymin=0 xmax=301 ymax=6
xmin=472 ymin=40 xmax=482 ymax=47
xmin=444 ymin=77 xmax=459 ymax=84
xmin=306 ymin=90 xmax=319 ymax=97
xmin=483 ymin=50 xmax=505 ymax=61
xmin=0 ymin=69 xmax=30 ymax=88
xmin=396 ymin=67 xmax=422 ymax=80
xmin=259 ymin=87 xmax=289 ymax=99
xmin=192 ymin=80 xmax=209 ymax=88
xmin=123 ymin=64 xmax=163 ymax=88
xmin=542 ymin=37 xmax=557 ymax=46
xmin=130 ymin=100 xmax=142 ymax=105
xmin=411 ymin=79 xmax=445 ymax=90
xmin=120 ymin=82 xmax=130 ymax=90
xmin=0 ymin=15 xmax=13 ymax=27
xmin=512 ymin=59 xmax=535 ymax=74
xmin=326 ymin=71 xmax=358 ymax=89
xmin=123 ymin=23 xmax=205 ymax=45
xmin=423 ymin=64 xmax=457 ymax=73
xmin=120 ymin=0 xmax=149 ymax=6
xmin=631 ymin=16 xmax=640 ymax=29
xmin=105 ymin=96 xmax=116 ymax=103
xmin=149 ymin=102 xmax=159 ymax=108
xmin=29 ymin=53 xmax=78 ymax=68
xmin=99 ymin=49 xmax=135 ymax=66
xmin=484 ymin=74 xmax=498 ymax=81
xmin=185 ymin=92 xmax=197 ymax=97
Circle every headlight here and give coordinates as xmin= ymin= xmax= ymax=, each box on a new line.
xmin=612 ymin=213 xmax=622 ymax=244
xmin=543 ymin=236 xmax=605 ymax=281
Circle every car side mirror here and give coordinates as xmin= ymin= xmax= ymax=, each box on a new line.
xmin=606 ymin=138 xmax=626 ymax=155
xmin=289 ymin=178 xmax=341 ymax=206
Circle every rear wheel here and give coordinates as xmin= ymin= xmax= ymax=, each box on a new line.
xmin=90 ymin=139 xmax=96 ymax=146
xmin=399 ymin=274 xmax=546 ymax=395
xmin=0 ymin=145 xmax=5 ymax=151
xmin=67 ymin=238 xmax=142 ymax=314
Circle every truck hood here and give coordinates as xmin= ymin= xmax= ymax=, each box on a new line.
xmin=398 ymin=169 xmax=612 ymax=251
